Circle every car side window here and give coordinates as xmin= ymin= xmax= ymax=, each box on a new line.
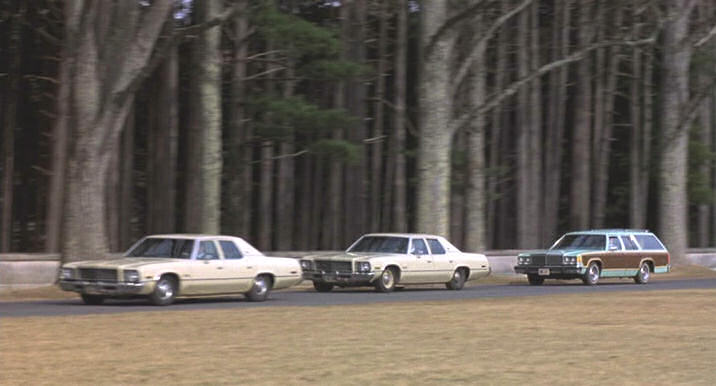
xmin=608 ymin=236 xmax=622 ymax=251
xmin=634 ymin=234 xmax=665 ymax=250
xmin=198 ymin=241 xmax=220 ymax=260
xmin=219 ymin=241 xmax=243 ymax=259
xmin=410 ymin=239 xmax=429 ymax=255
xmin=621 ymin=236 xmax=639 ymax=250
xmin=427 ymin=239 xmax=446 ymax=254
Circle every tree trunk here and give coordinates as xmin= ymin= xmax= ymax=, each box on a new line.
xmin=544 ymin=0 xmax=570 ymax=243
xmin=343 ymin=0 xmax=368 ymax=242
xmin=417 ymin=1 xmax=453 ymax=237
xmin=592 ymin=7 xmax=623 ymax=228
xmin=258 ymin=142 xmax=274 ymax=250
xmin=225 ymin=0 xmax=251 ymax=238
xmin=370 ymin=1 xmax=388 ymax=232
xmin=569 ymin=0 xmax=593 ymax=230
xmin=464 ymin=41 xmax=487 ymax=252
xmin=275 ymin=67 xmax=296 ymax=250
xmin=629 ymin=8 xmax=644 ymax=229
xmin=658 ymin=0 xmax=695 ymax=263
xmin=147 ymin=50 xmax=178 ymax=235
xmin=390 ymin=0 xmax=408 ymax=233
xmin=1 ymin=4 xmax=23 ymax=252
xmin=62 ymin=1 xmax=172 ymax=261
xmin=184 ymin=0 xmax=223 ymax=234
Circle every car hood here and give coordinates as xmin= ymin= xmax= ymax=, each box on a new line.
xmin=63 ymin=257 xmax=185 ymax=270
xmin=303 ymin=252 xmax=403 ymax=262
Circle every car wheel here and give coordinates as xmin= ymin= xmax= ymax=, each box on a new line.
xmin=313 ymin=281 xmax=334 ymax=292
xmin=374 ymin=267 xmax=397 ymax=293
xmin=446 ymin=268 xmax=466 ymax=290
xmin=634 ymin=262 xmax=650 ymax=284
xmin=583 ymin=262 xmax=601 ymax=286
xmin=81 ymin=294 xmax=105 ymax=305
xmin=246 ymin=275 xmax=272 ymax=302
xmin=527 ymin=274 xmax=544 ymax=286
xmin=149 ymin=275 xmax=177 ymax=306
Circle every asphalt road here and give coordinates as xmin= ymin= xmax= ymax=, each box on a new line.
xmin=2 ymin=278 xmax=715 ymax=318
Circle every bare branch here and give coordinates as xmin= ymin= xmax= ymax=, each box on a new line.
xmin=451 ymin=0 xmax=533 ymax=93
xmin=450 ymin=37 xmax=656 ymax=132
xmin=251 ymin=149 xmax=308 ymax=164
xmin=424 ymin=0 xmax=489 ymax=57
xmin=694 ymin=24 xmax=716 ymax=48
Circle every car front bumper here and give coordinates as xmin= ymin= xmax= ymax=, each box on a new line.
xmin=59 ymin=279 xmax=149 ymax=296
xmin=513 ymin=266 xmax=585 ymax=276
xmin=302 ymin=270 xmax=376 ymax=285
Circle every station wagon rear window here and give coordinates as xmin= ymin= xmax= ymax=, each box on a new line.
xmin=348 ymin=236 xmax=409 ymax=254
xmin=127 ymin=238 xmax=194 ymax=259
xmin=551 ymin=234 xmax=606 ymax=250
xmin=634 ymin=234 xmax=665 ymax=250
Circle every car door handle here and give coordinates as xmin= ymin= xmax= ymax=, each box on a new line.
xmin=426 ymin=260 xmax=432 ymax=263
xmin=247 ymin=266 xmax=253 ymax=269
xmin=217 ymin=266 xmax=224 ymax=270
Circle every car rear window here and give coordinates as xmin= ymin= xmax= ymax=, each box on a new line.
xmin=621 ymin=236 xmax=639 ymax=250
xmin=634 ymin=235 xmax=665 ymax=250
xmin=219 ymin=240 xmax=243 ymax=259
xmin=427 ymin=239 xmax=446 ymax=254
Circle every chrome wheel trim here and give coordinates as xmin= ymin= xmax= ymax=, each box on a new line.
xmin=156 ymin=279 xmax=174 ymax=300
xmin=640 ymin=264 xmax=650 ymax=281
xmin=588 ymin=264 xmax=600 ymax=283
xmin=382 ymin=269 xmax=394 ymax=288
xmin=254 ymin=276 xmax=268 ymax=296
xmin=453 ymin=270 xmax=461 ymax=282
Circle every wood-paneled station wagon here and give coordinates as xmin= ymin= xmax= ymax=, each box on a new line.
xmin=514 ymin=229 xmax=670 ymax=285
xmin=300 ymin=233 xmax=491 ymax=292
xmin=58 ymin=235 xmax=303 ymax=305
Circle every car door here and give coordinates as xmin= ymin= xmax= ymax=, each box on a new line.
xmin=184 ymin=240 xmax=229 ymax=295
xmin=427 ymin=238 xmax=454 ymax=282
xmin=402 ymin=238 xmax=434 ymax=283
xmin=219 ymin=239 xmax=256 ymax=292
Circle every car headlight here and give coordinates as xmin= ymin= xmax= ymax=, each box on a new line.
xmin=123 ymin=270 xmax=140 ymax=282
xmin=518 ymin=256 xmax=531 ymax=265
xmin=356 ymin=261 xmax=371 ymax=272
xmin=300 ymin=260 xmax=313 ymax=271
xmin=562 ymin=256 xmax=576 ymax=265
xmin=60 ymin=268 xmax=74 ymax=280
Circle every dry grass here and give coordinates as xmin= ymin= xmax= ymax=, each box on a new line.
xmin=2 ymin=289 xmax=716 ymax=385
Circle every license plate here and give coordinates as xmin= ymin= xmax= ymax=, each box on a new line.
xmin=538 ymin=268 xmax=550 ymax=276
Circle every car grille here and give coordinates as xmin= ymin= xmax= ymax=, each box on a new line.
xmin=315 ymin=260 xmax=352 ymax=273
xmin=530 ymin=254 xmax=563 ymax=266
xmin=78 ymin=268 xmax=118 ymax=282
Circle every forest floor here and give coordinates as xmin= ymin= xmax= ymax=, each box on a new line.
xmin=1 ymin=264 xmax=715 ymax=302
xmin=2 ymin=288 xmax=715 ymax=385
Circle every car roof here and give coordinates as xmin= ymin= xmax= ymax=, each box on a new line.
xmin=564 ymin=229 xmax=654 ymax=236
xmin=360 ymin=233 xmax=445 ymax=239
xmin=146 ymin=234 xmax=244 ymax=240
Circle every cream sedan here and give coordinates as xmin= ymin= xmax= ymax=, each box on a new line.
xmin=300 ymin=233 xmax=491 ymax=292
xmin=58 ymin=235 xmax=303 ymax=305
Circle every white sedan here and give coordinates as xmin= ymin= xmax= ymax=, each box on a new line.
xmin=300 ymin=233 xmax=491 ymax=292
xmin=59 ymin=234 xmax=303 ymax=305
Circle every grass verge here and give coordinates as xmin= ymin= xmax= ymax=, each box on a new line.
xmin=2 ymin=289 xmax=716 ymax=385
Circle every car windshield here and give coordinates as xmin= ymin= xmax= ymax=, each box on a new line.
xmin=348 ymin=236 xmax=409 ymax=254
xmin=126 ymin=238 xmax=195 ymax=259
xmin=551 ymin=234 xmax=606 ymax=250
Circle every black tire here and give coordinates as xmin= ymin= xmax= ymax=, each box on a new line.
xmin=527 ymin=274 xmax=544 ymax=286
xmin=313 ymin=281 xmax=334 ymax=292
xmin=634 ymin=262 xmax=651 ymax=284
xmin=374 ymin=267 xmax=397 ymax=293
xmin=149 ymin=275 xmax=177 ymax=306
xmin=446 ymin=268 xmax=467 ymax=290
xmin=582 ymin=262 xmax=601 ymax=286
xmin=81 ymin=294 xmax=105 ymax=305
xmin=246 ymin=275 xmax=272 ymax=302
